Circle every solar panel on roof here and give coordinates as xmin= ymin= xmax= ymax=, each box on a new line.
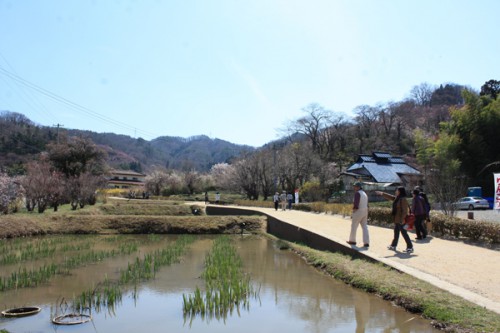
xmin=360 ymin=155 xmax=375 ymax=162
xmin=373 ymin=152 xmax=392 ymax=158
xmin=348 ymin=152 xmax=421 ymax=183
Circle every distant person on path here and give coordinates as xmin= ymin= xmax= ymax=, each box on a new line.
xmin=204 ymin=191 xmax=209 ymax=205
xmin=287 ymin=192 xmax=293 ymax=210
xmin=280 ymin=191 xmax=287 ymax=211
xmin=375 ymin=187 xmax=414 ymax=253
xmin=415 ymin=186 xmax=431 ymax=233
xmin=346 ymin=181 xmax=370 ymax=247
xmin=215 ymin=192 xmax=220 ymax=204
xmin=411 ymin=189 xmax=427 ymax=240
xmin=273 ymin=192 xmax=280 ymax=211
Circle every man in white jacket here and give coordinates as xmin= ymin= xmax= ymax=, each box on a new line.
xmin=346 ymin=181 xmax=370 ymax=247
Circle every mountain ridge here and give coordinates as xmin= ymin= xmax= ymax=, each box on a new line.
xmin=0 ymin=111 xmax=255 ymax=174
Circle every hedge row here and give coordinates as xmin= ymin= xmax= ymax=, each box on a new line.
xmin=368 ymin=207 xmax=500 ymax=244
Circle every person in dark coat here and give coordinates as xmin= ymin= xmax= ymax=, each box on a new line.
xmin=411 ymin=189 xmax=427 ymax=240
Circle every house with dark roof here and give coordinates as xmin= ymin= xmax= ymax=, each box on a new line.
xmin=107 ymin=170 xmax=146 ymax=189
xmin=342 ymin=152 xmax=422 ymax=188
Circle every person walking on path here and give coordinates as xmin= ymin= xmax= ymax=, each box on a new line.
xmin=280 ymin=191 xmax=287 ymax=211
xmin=346 ymin=181 xmax=370 ymax=247
xmin=215 ymin=192 xmax=221 ymax=204
xmin=204 ymin=191 xmax=209 ymax=205
xmin=287 ymin=192 xmax=294 ymax=210
xmin=411 ymin=188 xmax=427 ymax=240
xmin=375 ymin=187 xmax=414 ymax=253
xmin=273 ymin=192 xmax=280 ymax=211
xmin=415 ymin=186 xmax=431 ymax=233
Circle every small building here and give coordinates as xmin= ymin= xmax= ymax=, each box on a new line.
xmin=340 ymin=152 xmax=422 ymax=201
xmin=107 ymin=170 xmax=146 ymax=189
xmin=345 ymin=152 xmax=421 ymax=184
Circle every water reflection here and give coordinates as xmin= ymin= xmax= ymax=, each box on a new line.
xmin=0 ymin=235 xmax=439 ymax=333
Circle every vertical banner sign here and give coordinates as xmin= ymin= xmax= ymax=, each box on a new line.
xmin=495 ymin=173 xmax=500 ymax=210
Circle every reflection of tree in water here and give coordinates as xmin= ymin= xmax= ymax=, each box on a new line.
xmin=277 ymin=289 xmax=421 ymax=333
xmin=236 ymin=238 xmax=431 ymax=333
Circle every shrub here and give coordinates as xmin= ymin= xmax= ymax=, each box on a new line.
xmin=234 ymin=200 xmax=274 ymax=208
xmin=293 ymin=203 xmax=312 ymax=212
xmin=483 ymin=223 xmax=500 ymax=244
xmin=370 ymin=208 xmax=500 ymax=244
xmin=367 ymin=207 xmax=393 ymax=227
xmin=300 ymin=181 xmax=325 ymax=202
xmin=309 ymin=202 xmax=326 ymax=213
xmin=101 ymin=188 xmax=130 ymax=199
xmin=324 ymin=203 xmax=352 ymax=217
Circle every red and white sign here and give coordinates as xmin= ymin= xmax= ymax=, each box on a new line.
xmin=494 ymin=173 xmax=500 ymax=210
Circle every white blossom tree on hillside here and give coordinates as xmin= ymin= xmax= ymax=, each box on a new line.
xmin=0 ymin=173 xmax=23 ymax=214
xmin=210 ymin=163 xmax=237 ymax=191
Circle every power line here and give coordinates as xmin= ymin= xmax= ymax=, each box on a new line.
xmin=0 ymin=65 xmax=162 ymax=139
xmin=0 ymin=52 xmax=59 ymax=125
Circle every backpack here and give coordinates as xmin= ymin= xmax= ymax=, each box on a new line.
xmin=421 ymin=193 xmax=431 ymax=214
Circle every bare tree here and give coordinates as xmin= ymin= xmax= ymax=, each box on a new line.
xmin=427 ymin=169 xmax=467 ymax=216
xmin=318 ymin=113 xmax=351 ymax=166
xmin=277 ymin=142 xmax=321 ymax=192
xmin=288 ymin=103 xmax=332 ymax=154
xmin=351 ymin=104 xmax=385 ymax=154
xmin=22 ymin=159 xmax=61 ymax=213
xmin=256 ymin=149 xmax=274 ymax=200
xmin=183 ymin=170 xmax=201 ymax=195
xmin=78 ymin=172 xmax=105 ymax=208
xmin=65 ymin=175 xmax=81 ymax=210
xmin=409 ymin=82 xmax=434 ymax=107
xmin=47 ymin=171 xmax=66 ymax=211
xmin=233 ymin=155 xmax=260 ymax=200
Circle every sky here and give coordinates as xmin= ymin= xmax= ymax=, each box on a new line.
xmin=1 ymin=0 xmax=499 ymax=147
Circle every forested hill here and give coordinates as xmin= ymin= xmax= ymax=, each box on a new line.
xmin=69 ymin=130 xmax=254 ymax=172
xmin=0 ymin=111 xmax=254 ymax=174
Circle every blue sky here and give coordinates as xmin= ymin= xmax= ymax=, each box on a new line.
xmin=1 ymin=0 xmax=499 ymax=147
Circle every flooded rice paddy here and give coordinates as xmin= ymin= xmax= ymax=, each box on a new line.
xmin=0 ymin=234 xmax=440 ymax=333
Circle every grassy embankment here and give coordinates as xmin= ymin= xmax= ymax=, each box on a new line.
xmin=0 ymin=198 xmax=265 ymax=239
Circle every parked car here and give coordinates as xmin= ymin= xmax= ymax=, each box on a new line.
xmin=452 ymin=197 xmax=490 ymax=210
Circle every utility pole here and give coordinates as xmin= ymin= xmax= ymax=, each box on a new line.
xmin=273 ymin=144 xmax=277 ymax=193
xmin=53 ymin=123 xmax=63 ymax=143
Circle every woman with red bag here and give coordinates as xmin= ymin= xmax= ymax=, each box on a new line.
xmin=375 ymin=187 xmax=414 ymax=253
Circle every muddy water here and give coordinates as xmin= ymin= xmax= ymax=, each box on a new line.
xmin=0 ymin=235 xmax=440 ymax=333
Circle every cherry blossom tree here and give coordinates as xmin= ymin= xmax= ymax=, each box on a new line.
xmin=0 ymin=173 xmax=23 ymax=214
